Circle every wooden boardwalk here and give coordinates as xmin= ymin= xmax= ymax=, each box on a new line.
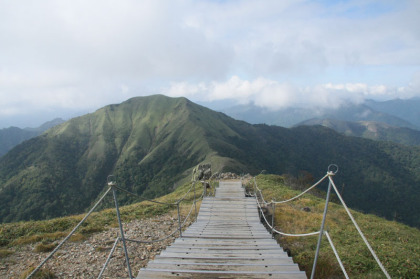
xmin=136 ymin=181 xmax=306 ymax=278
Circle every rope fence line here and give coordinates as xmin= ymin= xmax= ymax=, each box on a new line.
xmin=251 ymin=165 xmax=391 ymax=279
xmin=328 ymin=176 xmax=391 ymax=279
xmin=324 ymin=231 xmax=349 ymax=279
xmin=27 ymin=171 xmax=206 ymax=279
xmin=26 ymin=187 xmax=113 ymax=279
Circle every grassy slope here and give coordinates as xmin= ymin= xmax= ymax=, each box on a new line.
xmin=0 ymin=179 xmax=204 ymax=249
xmin=251 ymin=174 xmax=419 ymax=278
xmin=1 ymin=95 xmax=420 ymax=229
xmin=0 ymin=96 xmax=231 ymax=222
xmin=2 ymin=175 xmax=418 ymax=278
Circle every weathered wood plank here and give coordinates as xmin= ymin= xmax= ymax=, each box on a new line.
xmin=136 ymin=181 xmax=306 ymax=279
xmin=146 ymin=262 xmax=302 ymax=272
xmin=138 ymin=269 xmax=307 ymax=279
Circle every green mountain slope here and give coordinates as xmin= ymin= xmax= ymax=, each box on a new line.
xmin=0 ymin=118 xmax=64 ymax=157
xmin=0 ymin=95 xmax=419 ymax=228
xmin=298 ymin=118 xmax=420 ymax=146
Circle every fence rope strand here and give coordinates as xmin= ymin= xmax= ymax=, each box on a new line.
xmin=328 ymin=176 xmax=391 ymax=279
xmin=253 ymin=169 xmax=391 ymax=279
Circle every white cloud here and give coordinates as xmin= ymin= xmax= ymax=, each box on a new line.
xmin=0 ymin=0 xmax=419 ymax=127
xmin=165 ymin=75 xmax=418 ymax=110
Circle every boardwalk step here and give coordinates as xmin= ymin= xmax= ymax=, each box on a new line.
xmin=136 ymin=181 xmax=306 ymax=279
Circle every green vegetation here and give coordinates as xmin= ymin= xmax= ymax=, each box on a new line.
xmin=0 ymin=95 xmax=419 ymax=229
xmin=0 ymin=180 xmax=203 ymax=249
xmin=251 ymin=174 xmax=420 ymax=278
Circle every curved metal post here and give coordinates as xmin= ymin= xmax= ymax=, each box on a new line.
xmin=112 ymin=186 xmax=133 ymax=279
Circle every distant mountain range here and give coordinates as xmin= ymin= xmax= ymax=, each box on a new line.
xmin=0 ymin=95 xmax=419 ymax=229
xmin=298 ymin=119 xmax=420 ymax=146
xmin=221 ymin=98 xmax=420 ymax=130
xmin=0 ymin=118 xmax=65 ymax=157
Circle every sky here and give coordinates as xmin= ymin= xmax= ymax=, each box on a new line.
xmin=1 ymin=0 xmax=419 ymax=128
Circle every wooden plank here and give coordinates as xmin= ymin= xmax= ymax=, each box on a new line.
xmin=156 ymin=254 xmax=288 ymax=259
xmin=138 ymin=269 xmax=307 ymax=279
xmin=151 ymin=257 xmax=295 ymax=265
xmin=136 ymin=181 xmax=306 ymax=279
xmin=145 ymin=262 xmax=302 ymax=272
xmin=159 ymin=248 xmax=288 ymax=255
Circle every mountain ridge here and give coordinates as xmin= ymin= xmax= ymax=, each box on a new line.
xmin=0 ymin=118 xmax=65 ymax=157
xmin=297 ymin=118 xmax=420 ymax=146
xmin=0 ymin=95 xmax=419 ymax=228
xmin=221 ymin=99 xmax=420 ymax=129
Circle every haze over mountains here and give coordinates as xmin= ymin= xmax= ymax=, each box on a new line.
xmin=221 ymin=97 xmax=420 ymax=130
xmin=0 ymin=95 xmax=419 ymax=229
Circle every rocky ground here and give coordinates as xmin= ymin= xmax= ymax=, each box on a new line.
xmin=0 ymin=213 xmax=192 ymax=278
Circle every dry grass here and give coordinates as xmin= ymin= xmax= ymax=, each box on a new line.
xmin=0 ymin=249 xmax=13 ymax=258
xmin=251 ymin=174 xmax=420 ymax=278
xmin=34 ymin=243 xmax=57 ymax=253
xmin=20 ymin=267 xmax=56 ymax=279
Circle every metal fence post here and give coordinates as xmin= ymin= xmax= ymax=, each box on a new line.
xmin=177 ymin=202 xmax=183 ymax=237
xmin=193 ymin=181 xmax=197 ymax=220
xmin=271 ymin=200 xmax=275 ymax=238
xmin=112 ymin=186 xmax=133 ymax=279
xmin=310 ymin=173 xmax=333 ymax=279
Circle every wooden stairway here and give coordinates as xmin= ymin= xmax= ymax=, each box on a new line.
xmin=136 ymin=181 xmax=306 ymax=278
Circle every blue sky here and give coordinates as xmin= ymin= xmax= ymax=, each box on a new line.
xmin=0 ymin=0 xmax=419 ymax=128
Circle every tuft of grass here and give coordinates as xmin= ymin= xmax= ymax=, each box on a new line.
xmin=69 ymin=233 xmax=85 ymax=242
xmin=13 ymin=232 xmax=67 ymax=246
xmin=20 ymin=267 xmax=56 ymax=279
xmin=251 ymin=174 xmax=420 ymax=279
xmin=0 ymin=249 xmax=13 ymax=258
xmin=34 ymin=243 xmax=57 ymax=253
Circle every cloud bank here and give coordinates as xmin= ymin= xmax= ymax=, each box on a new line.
xmin=0 ymin=0 xmax=419 ymax=127
xmin=165 ymin=73 xmax=420 ymax=110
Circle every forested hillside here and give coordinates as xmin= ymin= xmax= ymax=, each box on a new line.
xmin=298 ymin=118 xmax=420 ymax=146
xmin=0 ymin=118 xmax=64 ymax=157
xmin=0 ymin=95 xmax=419 ymax=228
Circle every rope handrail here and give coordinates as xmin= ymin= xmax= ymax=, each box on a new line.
xmin=113 ymin=185 xmax=180 ymax=206
xmin=256 ymin=193 xmax=321 ymax=237
xmin=328 ymin=176 xmax=391 ymax=279
xmin=27 ymin=187 xmax=113 ymax=279
xmin=174 ymin=182 xmax=195 ymax=204
xmin=271 ymin=173 xmax=330 ymax=204
xmin=324 ymin=231 xmax=349 ymax=279
xmin=252 ymin=168 xmax=391 ymax=279
xmin=27 ymin=174 xmax=205 ymax=279
xmin=125 ymin=192 xmax=203 ymax=244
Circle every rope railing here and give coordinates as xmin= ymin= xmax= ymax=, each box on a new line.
xmin=125 ymin=192 xmax=204 ymax=245
xmin=328 ymin=176 xmax=391 ymax=279
xmin=252 ymin=165 xmax=391 ymax=279
xmin=27 ymin=171 xmax=205 ymax=279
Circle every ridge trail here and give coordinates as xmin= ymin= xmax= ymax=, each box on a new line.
xmin=136 ymin=181 xmax=306 ymax=278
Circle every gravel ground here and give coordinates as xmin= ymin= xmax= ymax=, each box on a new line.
xmin=0 ymin=213 xmax=191 ymax=278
